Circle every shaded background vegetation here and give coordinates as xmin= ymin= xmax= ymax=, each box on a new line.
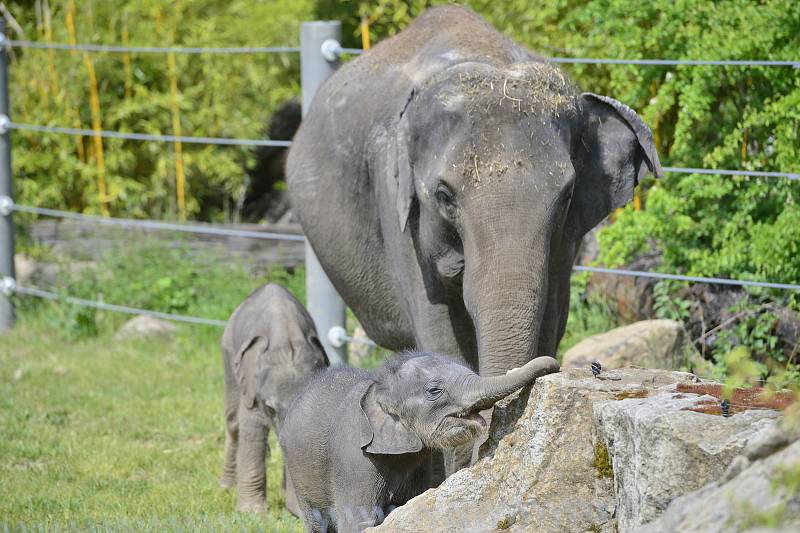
xmin=7 ymin=1 xmax=800 ymax=377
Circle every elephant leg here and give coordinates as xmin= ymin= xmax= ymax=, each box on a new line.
xmin=220 ymin=374 xmax=239 ymax=489
xmin=283 ymin=463 xmax=302 ymax=517
xmin=299 ymin=500 xmax=331 ymax=533
xmin=235 ymin=406 xmax=269 ymax=512
xmin=334 ymin=502 xmax=381 ymax=533
xmin=333 ymin=480 xmax=384 ymax=533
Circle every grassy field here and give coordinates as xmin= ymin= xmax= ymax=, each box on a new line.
xmin=0 ymin=314 xmax=303 ymax=532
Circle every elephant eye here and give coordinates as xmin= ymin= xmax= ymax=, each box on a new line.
xmin=435 ymin=184 xmax=458 ymax=217
xmin=424 ymin=378 xmax=445 ymax=401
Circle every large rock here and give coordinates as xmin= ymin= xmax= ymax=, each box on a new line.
xmin=14 ymin=253 xmax=58 ymax=287
xmin=596 ymin=392 xmax=779 ymax=531
xmin=562 ymin=319 xmax=709 ymax=373
xmin=372 ymin=368 xmax=781 ymax=533
xmin=640 ymin=429 xmax=800 ymax=532
xmin=115 ymin=315 xmax=176 ymax=340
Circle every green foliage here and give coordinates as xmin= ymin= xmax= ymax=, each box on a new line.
xmin=559 ymin=275 xmax=619 ymax=357
xmin=577 ymin=0 xmax=800 ymax=287
xmin=9 ymin=0 xmax=312 ymax=220
xmin=652 ymin=281 xmax=693 ymax=322
xmin=718 ymin=346 xmax=766 ymax=395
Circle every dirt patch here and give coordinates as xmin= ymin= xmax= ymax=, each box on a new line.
xmin=677 ymin=383 xmax=795 ymax=415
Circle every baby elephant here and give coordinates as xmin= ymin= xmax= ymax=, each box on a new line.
xmin=220 ymin=283 xmax=329 ymax=513
xmin=280 ymin=351 xmax=559 ymax=532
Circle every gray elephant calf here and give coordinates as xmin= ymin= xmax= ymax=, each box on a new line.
xmin=280 ymin=352 xmax=559 ymax=532
xmin=220 ymin=283 xmax=329 ymax=513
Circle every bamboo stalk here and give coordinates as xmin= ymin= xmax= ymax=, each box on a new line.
xmin=83 ymin=53 xmax=109 ymax=215
xmin=68 ymin=0 xmax=109 ymax=215
xmin=167 ymin=50 xmax=186 ymax=220
xmin=43 ymin=0 xmax=61 ymax=96
xmin=65 ymin=0 xmax=78 ymax=55
xmin=360 ymin=16 xmax=371 ymax=50
xmin=62 ymin=1 xmax=85 ymax=163
xmin=71 ymin=108 xmax=86 ymax=163
xmin=122 ymin=12 xmax=132 ymax=99
xmin=741 ymin=128 xmax=748 ymax=162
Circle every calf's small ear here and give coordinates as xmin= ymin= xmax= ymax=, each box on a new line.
xmin=233 ymin=335 xmax=269 ymax=409
xmin=358 ymin=383 xmax=423 ymax=455
xmin=307 ymin=334 xmax=330 ymax=367
xmin=569 ymin=93 xmax=662 ymax=237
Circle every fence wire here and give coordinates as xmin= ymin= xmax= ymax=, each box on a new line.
xmin=13 ymin=284 xmax=379 ymax=348
xmin=8 ymin=40 xmax=300 ymax=55
xmin=662 ymin=167 xmax=800 ymax=181
xmin=7 ymin=122 xmax=292 ymax=148
xmin=10 ymin=203 xmax=305 ymax=242
xmin=573 ymin=266 xmax=800 ymax=292
xmin=8 ymin=122 xmax=798 ymax=180
xmin=14 ymin=285 xmax=227 ymax=327
xmin=9 ymin=39 xmax=800 ymax=69
xmin=546 ymin=57 xmax=800 ymax=68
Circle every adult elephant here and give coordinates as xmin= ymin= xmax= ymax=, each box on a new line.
xmin=288 ymin=6 xmax=661 ymax=378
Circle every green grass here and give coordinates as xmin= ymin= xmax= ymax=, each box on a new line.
xmin=0 ymin=314 xmax=303 ymax=532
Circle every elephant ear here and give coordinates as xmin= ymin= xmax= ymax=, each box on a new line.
xmin=233 ymin=335 xmax=269 ymax=409
xmin=358 ymin=382 xmax=423 ymax=455
xmin=307 ymin=334 xmax=331 ymax=368
xmin=394 ymin=91 xmax=417 ymax=233
xmin=569 ymin=93 xmax=663 ymax=237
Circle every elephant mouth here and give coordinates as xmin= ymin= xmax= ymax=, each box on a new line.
xmin=449 ymin=408 xmax=486 ymax=428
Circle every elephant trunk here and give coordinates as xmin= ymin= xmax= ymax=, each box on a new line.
xmin=463 ymin=356 xmax=560 ymax=411
xmin=462 ymin=213 xmax=552 ymax=376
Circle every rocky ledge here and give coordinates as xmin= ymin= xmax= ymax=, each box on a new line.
xmin=371 ymin=367 xmax=796 ymax=533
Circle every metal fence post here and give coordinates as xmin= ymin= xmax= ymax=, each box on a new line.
xmin=299 ymin=21 xmax=346 ymax=365
xmin=0 ymin=19 xmax=15 ymax=332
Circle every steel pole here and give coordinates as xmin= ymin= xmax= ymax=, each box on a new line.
xmin=0 ymin=19 xmax=15 ymax=332
xmin=299 ymin=21 xmax=346 ymax=365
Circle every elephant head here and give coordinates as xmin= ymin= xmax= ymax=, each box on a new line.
xmin=393 ymin=61 xmax=662 ymax=375
xmin=358 ymin=352 xmax=559 ymax=453
xmin=235 ymin=330 xmax=329 ymax=425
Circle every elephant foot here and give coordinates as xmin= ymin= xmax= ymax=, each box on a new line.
xmin=236 ymin=499 xmax=267 ymax=513
xmin=219 ymin=474 xmax=236 ymax=489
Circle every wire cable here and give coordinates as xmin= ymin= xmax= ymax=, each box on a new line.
xmin=9 ymin=202 xmax=800 ymax=290
xmin=573 ymin=266 xmax=800 ymax=291
xmin=8 ymin=123 xmax=799 ymax=179
xmin=14 ymin=285 xmax=227 ymax=327
xmin=7 ymin=122 xmax=291 ymax=147
xmin=663 ymin=167 xmax=800 ymax=180
xmin=8 ymin=40 xmax=300 ymax=55
xmin=547 ymin=57 xmax=800 ymax=68
xmin=13 ymin=284 xmax=379 ymax=347
xmin=10 ymin=40 xmax=799 ymax=69
xmin=10 ymin=203 xmax=305 ymax=242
